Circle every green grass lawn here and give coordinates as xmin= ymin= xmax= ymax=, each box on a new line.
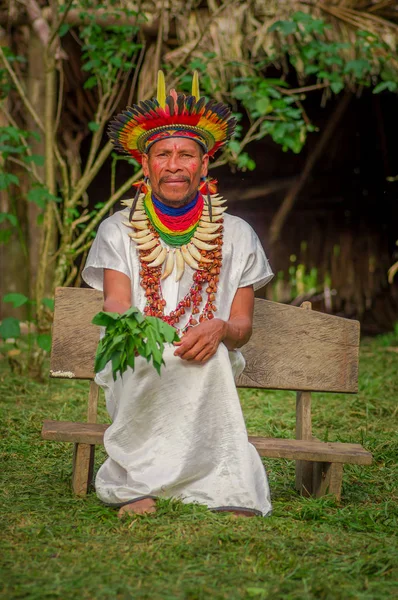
xmin=0 ymin=333 xmax=397 ymax=600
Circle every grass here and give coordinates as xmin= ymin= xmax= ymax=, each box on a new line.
xmin=0 ymin=333 xmax=397 ymax=600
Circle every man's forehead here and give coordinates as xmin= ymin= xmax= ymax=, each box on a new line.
xmin=148 ymin=138 xmax=203 ymax=154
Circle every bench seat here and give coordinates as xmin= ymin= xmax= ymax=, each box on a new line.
xmin=44 ymin=288 xmax=372 ymax=501
xmin=42 ymin=420 xmax=372 ymax=465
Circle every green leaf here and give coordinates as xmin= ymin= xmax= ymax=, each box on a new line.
xmin=23 ymin=154 xmax=45 ymax=166
xmin=0 ymin=317 xmax=21 ymax=339
xmin=330 ymin=81 xmax=344 ymax=94
xmin=59 ymin=23 xmax=70 ymax=37
xmin=0 ymin=173 xmax=19 ymax=190
xmin=92 ymin=311 xmax=120 ymax=326
xmin=26 ymin=186 xmax=56 ymax=209
xmin=88 ymin=121 xmax=101 ymax=132
xmin=344 ymin=59 xmax=370 ymax=78
xmin=373 ymin=81 xmax=397 ymax=94
xmin=0 ymin=212 xmax=17 ymax=226
xmin=268 ymin=20 xmax=297 ymax=35
xmin=3 ymin=293 xmax=29 ymax=308
xmin=42 ymin=297 xmax=55 ymax=311
xmin=84 ymin=76 xmax=98 ymax=90
xmin=0 ymin=230 xmax=12 ymax=244
xmin=255 ymin=97 xmax=271 ymax=115
xmin=228 ymin=140 xmax=241 ymax=154
xmin=37 ymin=333 xmax=52 ymax=352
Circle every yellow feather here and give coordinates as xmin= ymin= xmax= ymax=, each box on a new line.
xmin=157 ymin=70 xmax=166 ymax=109
xmin=192 ymin=71 xmax=200 ymax=100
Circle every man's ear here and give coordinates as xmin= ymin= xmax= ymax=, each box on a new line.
xmin=142 ymin=153 xmax=149 ymax=177
xmin=201 ymin=153 xmax=209 ymax=178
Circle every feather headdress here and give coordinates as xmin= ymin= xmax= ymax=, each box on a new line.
xmin=108 ymin=71 xmax=236 ymax=163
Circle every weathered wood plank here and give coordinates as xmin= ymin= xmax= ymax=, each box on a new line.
xmin=87 ymin=381 xmax=99 ymax=423
xmin=236 ymin=299 xmax=359 ymax=393
xmin=295 ymin=301 xmax=315 ymax=496
xmin=41 ymin=421 xmax=372 ymax=465
xmin=42 ymin=420 xmax=108 ymax=444
xmin=312 ymin=462 xmax=343 ymax=501
xmin=50 ymin=288 xmax=360 ymax=393
xmin=295 ymin=390 xmax=314 ymax=496
xmin=72 ymin=442 xmax=94 ymax=497
xmin=250 ymin=437 xmax=372 ymax=465
xmin=50 ymin=287 xmax=103 ymax=380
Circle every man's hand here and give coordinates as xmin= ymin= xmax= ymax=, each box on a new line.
xmin=174 ymin=319 xmax=226 ymax=363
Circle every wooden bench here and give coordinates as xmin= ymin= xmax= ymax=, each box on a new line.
xmin=42 ymin=287 xmax=372 ymax=500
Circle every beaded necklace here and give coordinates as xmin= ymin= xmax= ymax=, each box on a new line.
xmin=144 ymin=191 xmax=203 ymax=247
xmin=122 ymin=189 xmax=227 ymax=332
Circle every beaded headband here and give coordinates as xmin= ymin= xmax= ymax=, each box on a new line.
xmin=107 ymin=71 xmax=236 ymax=163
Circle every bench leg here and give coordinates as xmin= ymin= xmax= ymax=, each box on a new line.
xmin=312 ymin=462 xmax=343 ymax=501
xmin=72 ymin=443 xmax=95 ymax=496
xmin=295 ymin=462 xmax=314 ymax=497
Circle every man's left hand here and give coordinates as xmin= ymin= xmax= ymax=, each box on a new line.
xmin=174 ymin=319 xmax=226 ymax=363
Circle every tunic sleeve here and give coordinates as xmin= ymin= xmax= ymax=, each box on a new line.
xmin=238 ymin=223 xmax=273 ymax=291
xmin=81 ymin=216 xmax=130 ymax=291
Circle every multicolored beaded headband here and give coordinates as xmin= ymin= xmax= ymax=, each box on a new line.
xmin=107 ymin=71 xmax=236 ymax=163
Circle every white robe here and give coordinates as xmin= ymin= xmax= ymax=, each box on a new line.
xmin=82 ymin=207 xmax=274 ymax=515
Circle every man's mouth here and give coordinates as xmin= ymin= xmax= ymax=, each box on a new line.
xmin=161 ymin=178 xmax=189 ymax=185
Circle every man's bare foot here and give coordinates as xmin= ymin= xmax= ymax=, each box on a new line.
xmin=117 ymin=498 xmax=156 ymax=518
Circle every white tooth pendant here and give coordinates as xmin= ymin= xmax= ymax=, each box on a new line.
xmin=130 ymin=228 xmax=151 ymax=238
xmin=128 ymin=232 xmax=153 ymax=243
xmin=175 ymin=248 xmax=185 ymax=281
xmin=200 ymin=214 xmax=223 ymax=223
xmin=136 ymin=238 xmax=158 ymax=251
xmin=196 ymin=223 xmax=221 ymax=234
xmin=141 ymin=244 xmax=163 ymax=262
xmin=202 ymin=206 xmax=227 ymax=216
xmin=191 ymin=238 xmax=218 ymax=251
xmin=187 ymin=242 xmax=211 ymax=264
xmin=161 ymin=249 xmax=175 ymax=280
xmin=132 ymin=221 xmax=150 ymax=230
xmin=130 ymin=211 xmax=147 ymax=221
xmin=148 ymin=246 xmax=167 ymax=267
xmin=181 ymin=245 xmax=199 ymax=270
xmin=193 ymin=231 xmax=219 ymax=242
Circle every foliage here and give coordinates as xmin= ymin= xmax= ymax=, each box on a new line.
xmin=270 ymin=12 xmax=397 ymax=95
xmin=93 ymin=307 xmax=180 ymax=378
xmin=0 ymin=293 xmax=53 ymax=371
xmin=0 ymin=333 xmax=397 ymax=598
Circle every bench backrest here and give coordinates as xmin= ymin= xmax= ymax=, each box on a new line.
xmin=50 ymin=287 xmax=360 ymax=393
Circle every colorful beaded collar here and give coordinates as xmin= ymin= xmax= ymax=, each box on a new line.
xmin=122 ymin=191 xmax=227 ymax=282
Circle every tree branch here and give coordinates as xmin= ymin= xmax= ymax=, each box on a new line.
xmin=71 ymin=167 xmax=143 ymax=250
xmin=0 ymin=45 xmax=44 ymax=132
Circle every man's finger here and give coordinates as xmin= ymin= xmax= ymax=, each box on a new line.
xmin=178 ymin=342 xmax=205 ymax=361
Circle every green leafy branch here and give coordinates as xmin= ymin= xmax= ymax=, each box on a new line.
xmin=92 ymin=308 xmax=180 ymax=380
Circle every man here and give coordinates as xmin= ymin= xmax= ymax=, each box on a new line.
xmin=82 ymin=72 xmax=273 ymax=517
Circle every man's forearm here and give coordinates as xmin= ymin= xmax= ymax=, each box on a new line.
xmin=218 ymin=316 xmax=253 ymax=350
xmin=103 ymin=298 xmax=131 ymax=314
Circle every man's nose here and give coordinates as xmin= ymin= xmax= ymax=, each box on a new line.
xmin=165 ymin=153 xmax=181 ymax=172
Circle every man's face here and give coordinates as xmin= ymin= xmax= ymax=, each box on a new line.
xmin=142 ymin=138 xmax=209 ymax=207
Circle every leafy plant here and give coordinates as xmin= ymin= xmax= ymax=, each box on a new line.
xmin=92 ymin=307 xmax=180 ymax=379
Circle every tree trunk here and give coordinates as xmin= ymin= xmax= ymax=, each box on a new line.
xmin=0 ymin=28 xmax=29 ymax=319
xmin=26 ymin=30 xmax=46 ymax=299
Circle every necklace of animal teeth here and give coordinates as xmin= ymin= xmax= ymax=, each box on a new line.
xmin=121 ymin=190 xmax=225 ymax=330
xmin=122 ymin=191 xmax=227 ymax=282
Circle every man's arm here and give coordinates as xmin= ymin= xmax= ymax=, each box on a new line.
xmin=174 ymin=285 xmax=255 ymax=363
xmin=103 ymin=268 xmax=131 ymax=313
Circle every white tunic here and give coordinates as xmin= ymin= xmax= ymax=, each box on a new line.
xmin=82 ymin=207 xmax=274 ymax=515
